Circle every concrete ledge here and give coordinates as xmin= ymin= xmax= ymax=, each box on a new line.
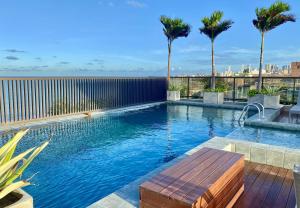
xmin=88 ymin=193 xmax=135 ymax=208
xmin=210 ymin=137 xmax=300 ymax=169
xmin=244 ymin=107 xmax=300 ymax=132
xmin=168 ymin=99 xmax=246 ymax=110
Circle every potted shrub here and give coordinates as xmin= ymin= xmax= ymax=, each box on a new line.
xmin=0 ymin=129 xmax=49 ymax=208
xmin=203 ymin=87 xmax=225 ymax=104
xmin=167 ymin=84 xmax=181 ymax=101
xmin=248 ymin=87 xmax=281 ymax=109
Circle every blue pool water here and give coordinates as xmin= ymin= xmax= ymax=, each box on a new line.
xmin=0 ymin=104 xmax=241 ymax=208
xmin=227 ymin=126 xmax=300 ymax=149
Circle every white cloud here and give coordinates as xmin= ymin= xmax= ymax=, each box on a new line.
xmin=178 ymin=45 xmax=208 ymax=54
xmin=126 ymin=0 xmax=147 ymax=8
xmin=98 ymin=0 xmax=147 ymax=8
xmin=223 ymin=47 xmax=257 ymax=54
xmin=98 ymin=0 xmax=115 ymax=7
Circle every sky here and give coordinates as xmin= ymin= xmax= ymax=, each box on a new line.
xmin=0 ymin=0 xmax=300 ymax=77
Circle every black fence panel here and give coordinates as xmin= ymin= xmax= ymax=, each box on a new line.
xmin=0 ymin=77 xmax=167 ymax=124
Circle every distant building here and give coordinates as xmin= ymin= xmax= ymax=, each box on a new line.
xmin=265 ymin=64 xmax=272 ymax=73
xmin=282 ymin=64 xmax=291 ymax=71
xmin=291 ymin=62 xmax=300 ymax=77
xmin=220 ymin=63 xmax=292 ymax=77
xmin=281 ymin=64 xmax=291 ymax=76
xmin=221 ymin=66 xmax=233 ymax=76
xmin=265 ymin=64 xmax=280 ymax=74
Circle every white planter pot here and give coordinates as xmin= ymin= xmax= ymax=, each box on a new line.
xmin=248 ymin=94 xmax=280 ymax=109
xmin=203 ymin=92 xmax=224 ymax=104
xmin=2 ymin=189 xmax=33 ymax=208
xmin=248 ymin=94 xmax=263 ymax=105
xmin=167 ymin=91 xmax=180 ymax=101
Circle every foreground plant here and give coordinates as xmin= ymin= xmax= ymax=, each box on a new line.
xmin=168 ymin=83 xmax=181 ymax=91
xmin=248 ymin=86 xmax=280 ymax=97
xmin=0 ymin=129 xmax=49 ymax=199
xmin=199 ymin=11 xmax=233 ymax=90
xmin=160 ymin=16 xmax=191 ymax=81
xmin=253 ymin=1 xmax=295 ymax=91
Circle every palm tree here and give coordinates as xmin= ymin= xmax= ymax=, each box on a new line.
xmin=253 ymin=1 xmax=295 ymax=91
xmin=160 ymin=16 xmax=191 ymax=81
xmin=200 ymin=11 xmax=233 ymax=90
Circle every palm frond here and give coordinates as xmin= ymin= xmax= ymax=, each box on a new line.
xmin=160 ymin=16 xmax=191 ymax=42
xmin=199 ymin=11 xmax=233 ymax=41
xmin=214 ymin=20 xmax=234 ymax=39
xmin=269 ymin=1 xmax=290 ymax=15
xmin=253 ymin=1 xmax=295 ymax=32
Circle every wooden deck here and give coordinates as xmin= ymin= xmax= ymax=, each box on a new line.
xmin=234 ymin=161 xmax=295 ymax=208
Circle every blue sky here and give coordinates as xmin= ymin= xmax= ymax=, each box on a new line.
xmin=0 ymin=0 xmax=300 ymax=76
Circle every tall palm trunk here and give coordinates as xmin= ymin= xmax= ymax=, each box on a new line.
xmin=211 ymin=40 xmax=216 ymax=90
xmin=167 ymin=40 xmax=172 ymax=81
xmin=257 ymin=32 xmax=265 ymax=91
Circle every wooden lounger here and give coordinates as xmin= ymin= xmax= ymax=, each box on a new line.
xmin=140 ymin=147 xmax=244 ymax=208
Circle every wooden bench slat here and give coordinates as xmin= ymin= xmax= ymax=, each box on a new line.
xmin=141 ymin=148 xmax=221 ymax=193
xmin=205 ymin=169 xmax=244 ymax=208
xmin=160 ymin=149 xmax=229 ymax=197
xmin=178 ymin=155 xmax=244 ymax=206
xmin=170 ymin=153 xmax=241 ymax=200
xmin=140 ymin=148 xmax=245 ymax=208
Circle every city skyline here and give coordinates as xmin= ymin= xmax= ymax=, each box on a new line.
xmin=0 ymin=0 xmax=300 ymax=76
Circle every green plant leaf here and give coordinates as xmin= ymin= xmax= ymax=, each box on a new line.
xmin=3 ymin=141 xmax=49 ymax=187
xmin=0 ymin=130 xmax=29 ymax=161
xmin=0 ymin=130 xmax=48 ymax=198
xmin=0 ymin=163 xmax=18 ymax=185
xmin=0 ymin=148 xmax=35 ymax=179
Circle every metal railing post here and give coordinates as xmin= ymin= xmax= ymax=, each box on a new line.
xmin=233 ymin=77 xmax=236 ymax=102
xmin=293 ymin=78 xmax=296 ymax=104
xmin=187 ymin=77 xmax=190 ymax=98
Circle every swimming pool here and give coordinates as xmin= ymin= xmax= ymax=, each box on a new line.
xmin=227 ymin=126 xmax=300 ymax=149
xmin=0 ymin=104 xmax=241 ymax=208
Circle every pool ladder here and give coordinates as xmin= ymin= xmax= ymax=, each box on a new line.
xmin=238 ymin=102 xmax=265 ymax=124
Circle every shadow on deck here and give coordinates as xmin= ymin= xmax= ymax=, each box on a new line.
xmin=235 ymin=161 xmax=295 ymax=208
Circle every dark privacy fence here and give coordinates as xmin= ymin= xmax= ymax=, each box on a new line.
xmin=0 ymin=77 xmax=167 ymax=124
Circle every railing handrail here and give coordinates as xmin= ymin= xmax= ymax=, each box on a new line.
xmin=0 ymin=76 xmax=166 ymax=80
xmin=171 ymin=76 xmax=299 ymax=79
xmin=251 ymin=102 xmax=265 ymax=118
xmin=238 ymin=103 xmax=262 ymax=124
xmin=170 ymin=76 xmax=298 ymax=104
